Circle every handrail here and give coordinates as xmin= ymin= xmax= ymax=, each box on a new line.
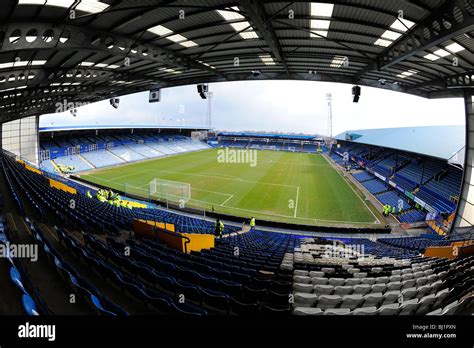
xmin=152 ymin=226 xmax=191 ymax=254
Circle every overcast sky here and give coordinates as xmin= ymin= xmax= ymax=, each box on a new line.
xmin=40 ymin=80 xmax=465 ymax=136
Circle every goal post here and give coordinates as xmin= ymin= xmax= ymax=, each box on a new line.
xmin=149 ymin=178 xmax=191 ymax=204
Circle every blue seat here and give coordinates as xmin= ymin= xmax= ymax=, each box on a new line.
xmin=22 ymin=293 xmax=40 ymax=316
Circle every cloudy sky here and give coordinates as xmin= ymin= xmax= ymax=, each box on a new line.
xmin=40 ymin=80 xmax=465 ymax=136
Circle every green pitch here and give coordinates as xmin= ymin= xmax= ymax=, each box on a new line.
xmin=80 ymin=149 xmax=380 ymax=226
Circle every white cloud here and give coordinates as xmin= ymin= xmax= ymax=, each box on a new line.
xmin=40 ymin=80 xmax=465 ymax=136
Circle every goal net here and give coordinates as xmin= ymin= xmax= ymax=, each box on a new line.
xmin=149 ymin=178 xmax=191 ymax=204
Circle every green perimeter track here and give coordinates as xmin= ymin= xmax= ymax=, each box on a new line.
xmin=80 ymin=149 xmax=380 ymax=227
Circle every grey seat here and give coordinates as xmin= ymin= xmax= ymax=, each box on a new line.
xmin=353 ymin=272 xmax=368 ymax=278
xmin=371 ymin=267 xmax=383 ymax=273
xmin=353 ymin=284 xmax=371 ymax=295
xmin=328 ymin=278 xmax=346 ymax=286
xmin=294 ymin=293 xmax=318 ymax=307
xmin=386 ymin=281 xmax=403 ymax=291
xmin=293 ymin=283 xmax=313 ymax=293
xmin=402 ymin=273 xmax=414 ymax=281
xmin=415 ymin=277 xmax=428 ymax=287
xmin=432 ymin=288 xmax=450 ymax=309
xmin=401 ymin=279 xmax=416 ymax=289
xmin=382 ymin=290 xmax=401 ymax=305
xmin=293 ymin=275 xmax=311 ymax=284
xmin=389 ymin=275 xmax=402 ymax=283
xmin=324 ymin=308 xmax=351 ymax=315
xmin=375 ymin=276 xmax=389 ymax=284
xmin=391 ymin=270 xmax=402 ymax=276
xmin=424 ymin=269 xmax=434 ymax=277
xmin=345 ymin=278 xmax=361 ymax=286
xmin=413 ymin=271 xmax=425 ymax=279
xmin=399 ymin=299 xmax=419 ymax=315
xmin=321 ymin=267 xmax=335 ymax=275
xmin=371 ymin=284 xmax=387 ymax=294
xmin=334 ymin=285 xmax=353 ymax=296
xmin=430 ymin=280 xmax=443 ymax=293
xmin=311 ymin=277 xmax=328 ymax=285
xmin=317 ymin=295 xmax=342 ymax=310
xmin=401 ymin=268 xmax=413 ymax=275
xmin=347 ymin=268 xmax=360 ymax=274
xmin=362 ymin=293 xmax=383 ymax=307
xmin=340 ymin=294 xmax=364 ymax=310
xmin=401 ymin=287 xmax=418 ymax=301
xmin=294 ymin=270 xmax=309 ymax=276
xmin=353 ymin=306 xmax=378 ymax=315
xmin=293 ymin=307 xmax=323 ymax=316
xmin=379 ymin=303 xmax=400 ymax=315
xmin=439 ymin=301 xmax=459 ymax=315
xmin=415 ymin=284 xmax=431 ymax=299
xmin=313 ymin=284 xmax=334 ymax=295
xmin=426 ymin=274 xmax=438 ymax=283
xmin=309 ymin=271 xmax=325 ymax=277
xmin=415 ymin=294 xmax=436 ymax=315
xmin=361 ymin=278 xmax=376 ymax=285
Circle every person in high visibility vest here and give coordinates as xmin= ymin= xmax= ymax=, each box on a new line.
xmin=214 ymin=219 xmax=224 ymax=238
xmin=391 ymin=206 xmax=396 ymax=215
xmin=249 ymin=217 xmax=256 ymax=231
xmin=86 ymin=190 xmax=92 ymax=199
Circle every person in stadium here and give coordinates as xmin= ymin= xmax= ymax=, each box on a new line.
xmin=391 ymin=206 xmax=396 ymax=215
xmin=249 ymin=216 xmax=256 ymax=231
xmin=86 ymin=190 xmax=92 ymax=199
xmin=214 ymin=219 xmax=224 ymax=238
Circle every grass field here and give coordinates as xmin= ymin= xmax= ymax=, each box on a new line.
xmin=80 ymin=149 xmax=380 ymax=226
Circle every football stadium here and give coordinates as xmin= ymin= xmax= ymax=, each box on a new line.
xmin=0 ymin=0 xmax=473 ymax=345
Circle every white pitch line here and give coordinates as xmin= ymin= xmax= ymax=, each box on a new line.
xmin=294 ymin=186 xmax=299 ymax=218
xmin=221 ymin=194 xmax=234 ymax=206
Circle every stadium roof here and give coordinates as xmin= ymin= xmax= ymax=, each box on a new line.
xmin=219 ymin=131 xmax=319 ymax=140
xmin=334 ymin=125 xmax=465 ymax=160
xmin=39 ymin=124 xmax=209 ymax=132
xmin=1 ymin=0 xmax=473 ymax=123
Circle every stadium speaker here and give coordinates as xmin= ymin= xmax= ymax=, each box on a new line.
xmin=352 ymin=85 xmax=361 ymax=103
xmin=110 ymin=98 xmax=120 ymax=109
xmin=149 ymin=88 xmax=161 ymax=103
xmin=197 ymin=84 xmax=208 ymax=99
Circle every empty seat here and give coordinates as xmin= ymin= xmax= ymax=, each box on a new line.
xmin=415 ymin=277 xmax=428 ymax=287
xmin=399 ymin=299 xmax=419 ymax=315
xmin=340 ymin=294 xmax=364 ymax=310
xmin=415 ymin=294 xmax=436 ymax=315
xmin=389 ymin=275 xmax=402 ymax=282
xmin=415 ymin=284 xmax=431 ymax=299
xmin=391 ymin=270 xmax=402 ymax=276
xmin=361 ymin=278 xmax=376 ymax=285
xmin=293 ymin=270 xmax=309 ymax=277
xmin=293 ymin=283 xmax=313 ymax=293
xmin=401 ymin=279 xmax=416 ymax=289
xmin=401 ymin=287 xmax=417 ymax=301
xmin=334 ymin=286 xmax=353 ymax=296
xmin=353 ymin=284 xmax=371 ymax=295
xmin=353 ymin=306 xmax=378 ymax=315
xmin=328 ymin=278 xmax=345 ymax=286
xmin=324 ymin=308 xmax=351 ymax=315
xmin=309 ymin=271 xmax=324 ymax=277
xmin=293 ymin=275 xmax=311 ymax=284
xmin=430 ymin=280 xmax=443 ymax=293
xmin=382 ymin=290 xmax=401 ymax=305
xmin=293 ymin=292 xmax=318 ymax=307
xmin=317 ymin=295 xmax=342 ymax=310
xmin=293 ymin=307 xmax=323 ymax=316
xmin=362 ymin=293 xmax=383 ymax=307
xmin=314 ymin=285 xmax=333 ymax=295
xmin=376 ymin=276 xmax=389 ymax=284
xmin=321 ymin=267 xmax=335 ymax=275
xmin=347 ymin=268 xmax=360 ymax=274
xmin=311 ymin=277 xmax=328 ymax=285
xmin=371 ymin=267 xmax=383 ymax=273
xmin=345 ymin=278 xmax=361 ymax=286
xmin=353 ymin=272 xmax=368 ymax=278
xmin=371 ymin=284 xmax=387 ymax=293
xmin=386 ymin=281 xmax=402 ymax=291
xmin=424 ymin=269 xmax=434 ymax=277
xmin=432 ymin=288 xmax=450 ymax=309
xmin=379 ymin=303 xmax=400 ymax=315
xmin=402 ymin=274 xmax=414 ymax=281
